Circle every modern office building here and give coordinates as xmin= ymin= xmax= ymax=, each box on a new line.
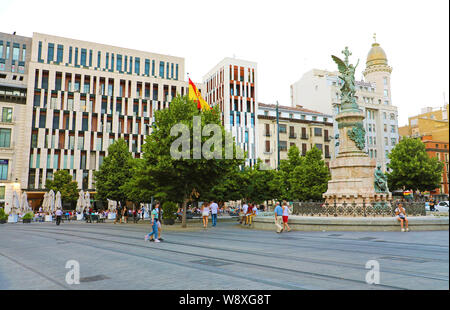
xmin=257 ymin=103 xmax=334 ymax=169
xmin=203 ymin=58 xmax=257 ymax=166
xmin=290 ymin=39 xmax=399 ymax=171
xmin=0 ymin=32 xmax=31 ymax=210
xmin=13 ymin=32 xmax=199 ymax=207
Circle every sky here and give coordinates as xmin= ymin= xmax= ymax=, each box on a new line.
xmin=0 ymin=0 xmax=448 ymax=126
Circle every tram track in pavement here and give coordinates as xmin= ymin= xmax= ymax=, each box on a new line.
xmin=7 ymin=226 xmax=448 ymax=288
xmin=10 ymin=225 xmax=448 ymax=281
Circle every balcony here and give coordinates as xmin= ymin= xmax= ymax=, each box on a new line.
xmin=324 ymin=136 xmax=331 ymax=142
xmin=263 ymin=131 xmax=271 ymax=137
xmin=325 ymin=153 xmax=331 ymax=159
xmin=300 ymin=134 xmax=309 ymax=140
xmin=289 ymin=133 xmax=297 ymax=139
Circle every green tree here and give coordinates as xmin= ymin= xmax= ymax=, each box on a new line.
xmin=289 ymin=147 xmax=330 ymax=201
xmin=275 ymin=145 xmax=303 ymax=201
xmin=45 ymin=170 xmax=78 ymax=207
xmin=138 ymin=95 xmax=244 ymax=227
xmin=387 ymin=137 xmax=444 ymax=192
xmin=246 ymin=160 xmax=281 ymax=204
xmin=94 ymin=138 xmax=133 ymax=205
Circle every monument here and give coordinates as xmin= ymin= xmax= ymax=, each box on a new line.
xmin=323 ymin=47 xmax=391 ymax=208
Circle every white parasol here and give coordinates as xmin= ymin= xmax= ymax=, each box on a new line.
xmin=84 ymin=191 xmax=91 ymax=211
xmin=48 ymin=190 xmax=55 ymax=213
xmin=55 ymin=191 xmax=63 ymax=210
xmin=76 ymin=190 xmax=85 ymax=213
xmin=20 ymin=191 xmax=32 ymax=214
xmin=11 ymin=191 xmax=21 ymax=215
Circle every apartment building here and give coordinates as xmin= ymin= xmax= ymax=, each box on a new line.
xmin=24 ymin=32 xmax=193 ymax=198
xmin=203 ymin=58 xmax=257 ymax=166
xmin=0 ymin=32 xmax=31 ymax=209
xmin=257 ymin=103 xmax=334 ymax=169
xmin=290 ymin=40 xmax=399 ymax=171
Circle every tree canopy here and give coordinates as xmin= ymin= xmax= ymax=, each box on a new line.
xmin=94 ymin=138 xmax=133 ymax=204
xmin=387 ymin=137 xmax=444 ymax=192
xmin=45 ymin=170 xmax=78 ymax=205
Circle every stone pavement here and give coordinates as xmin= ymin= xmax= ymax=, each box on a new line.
xmin=0 ymin=221 xmax=448 ymax=290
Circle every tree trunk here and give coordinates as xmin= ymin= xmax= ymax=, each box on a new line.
xmin=181 ymin=199 xmax=187 ymax=228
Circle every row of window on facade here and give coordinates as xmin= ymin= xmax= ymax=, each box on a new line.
xmin=263 ymin=124 xmax=330 ymax=141
xmin=31 ymin=111 xmax=151 ymax=137
xmin=37 ymin=41 xmax=179 ymax=80
xmin=33 ymin=91 xmax=163 ymax=118
xmin=367 ymin=136 xmax=397 ymax=147
xmin=229 ymin=65 xmax=255 ymax=84
xmin=229 ymin=112 xmax=255 ymax=127
xmin=28 ymin=168 xmax=91 ymax=190
xmin=34 ymin=70 xmax=181 ymax=101
xmin=263 ymin=110 xmax=328 ymax=123
xmin=0 ymin=41 xmax=26 ymax=61
xmin=264 ymin=140 xmax=331 ymax=156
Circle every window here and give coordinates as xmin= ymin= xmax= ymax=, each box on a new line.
xmin=384 ymin=89 xmax=388 ymax=97
xmin=391 ymin=125 xmax=396 ymax=133
xmin=116 ymin=54 xmax=122 ymax=71
xmin=135 ymin=57 xmax=140 ymax=75
xmin=383 ymin=77 xmax=388 ymax=85
xmin=12 ymin=43 xmax=20 ymax=61
xmin=0 ymin=128 xmax=11 ymax=147
xmin=159 ymin=61 xmax=164 ymax=78
xmin=152 ymin=60 xmax=155 ymax=76
xmin=314 ymin=128 xmax=322 ymax=136
xmin=68 ymin=46 xmax=72 ymax=64
xmin=2 ymin=107 xmax=13 ymax=123
xmin=315 ymin=143 xmax=323 ymax=152
xmin=145 ymin=59 xmax=150 ymax=75
xmin=0 ymin=159 xmax=8 ymax=180
xmin=0 ymin=185 xmax=5 ymax=199
xmin=279 ymin=124 xmax=286 ymax=133
xmin=279 ymin=141 xmax=287 ymax=151
xmin=391 ymin=138 xmax=396 ymax=146
xmin=80 ymin=48 xmax=87 ymax=66
xmin=97 ymin=51 xmax=101 ymax=67
xmin=74 ymin=48 xmax=78 ymax=66
xmin=38 ymin=41 xmax=43 ymax=62
xmin=78 ymin=136 xmax=84 ymax=150
xmin=176 ymin=64 xmax=179 ymax=80
xmin=390 ymin=113 xmax=395 ymax=120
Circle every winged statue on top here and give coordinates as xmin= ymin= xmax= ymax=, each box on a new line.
xmin=331 ymin=47 xmax=359 ymax=110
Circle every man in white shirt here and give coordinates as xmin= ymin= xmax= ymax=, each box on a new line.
xmin=241 ymin=203 xmax=248 ymax=225
xmin=55 ymin=209 xmax=63 ymax=226
xmin=210 ymin=201 xmax=219 ymax=227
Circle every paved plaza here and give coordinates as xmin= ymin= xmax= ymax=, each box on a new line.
xmin=0 ymin=220 xmax=448 ymax=290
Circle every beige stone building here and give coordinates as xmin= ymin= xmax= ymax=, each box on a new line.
xmin=290 ymin=40 xmax=399 ymax=172
xmin=257 ymin=103 xmax=334 ymax=169
xmin=9 ymin=32 xmax=205 ymax=208
xmin=0 ymin=32 xmax=31 ymax=210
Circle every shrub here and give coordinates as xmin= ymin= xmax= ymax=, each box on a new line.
xmin=161 ymin=201 xmax=178 ymax=220
xmin=22 ymin=212 xmax=34 ymax=220
xmin=0 ymin=208 xmax=7 ymax=221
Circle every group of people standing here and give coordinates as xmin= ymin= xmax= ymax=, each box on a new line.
xmin=274 ymin=201 xmax=291 ymax=233
xmin=200 ymin=201 xmax=219 ymax=228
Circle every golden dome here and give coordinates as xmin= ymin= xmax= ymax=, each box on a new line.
xmin=366 ymin=42 xmax=388 ymax=67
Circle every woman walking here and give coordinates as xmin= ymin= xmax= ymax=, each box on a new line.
xmin=201 ymin=202 xmax=210 ymax=229
xmin=282 ymin=201 xmax=291 ymax=232
xmin=145 ymin=203 xmax=160 ymax=243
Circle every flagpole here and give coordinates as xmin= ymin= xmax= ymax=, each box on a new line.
xmin=276 ymin=101 xmax=280 ymax=170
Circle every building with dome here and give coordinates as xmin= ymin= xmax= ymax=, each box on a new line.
xmin=290 ymin=38 xmax=399 ymax=172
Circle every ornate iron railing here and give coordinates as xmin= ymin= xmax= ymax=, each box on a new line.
xmin=291 ymin=200 xmax=426 ymax=217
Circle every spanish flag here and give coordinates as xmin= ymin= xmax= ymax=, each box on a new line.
xmin=189 ymin=78 xmax=211 ymax=111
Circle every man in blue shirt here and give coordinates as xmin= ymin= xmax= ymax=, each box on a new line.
xmin=274 ymin=202 xmax=283 ymax=233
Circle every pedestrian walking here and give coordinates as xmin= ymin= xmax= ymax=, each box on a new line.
xmin=55 ymin=209 xmax=63 ymax=226
xmin=395 ymin=203 xmax=409 ymax=232
xmin=201 ymin=202 xmax=210 ymax=229
xmin=241 ymin=202 xmax=248 ymax=225
xmin=114 ymin=203 xmax=122 ymax=224
xmin=282 ymin=201 xmax=291 ymax=232
xmin=122 ymin=206 xmax=128 ymax=224
xmin=145 ymin=203 xmax=160 ymax=243
xmin=210 ymin=201 xmax=219 ymax=227
xmin=274 ymin=202 xmax=283 ymax=233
